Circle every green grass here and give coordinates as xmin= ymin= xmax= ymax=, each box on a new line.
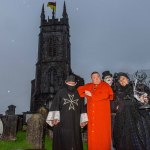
xmin=83 ymin=143 xmax=88 ymax=150
xmin=0 ymin=132 xmax=32 ymax=150
xmin=0 ymin=131 xmax=87 ymax=150
xmin=45 ymin=135 xmax=52 ymax=150
xmin=45 ymin=135 xmax=87 ymax=150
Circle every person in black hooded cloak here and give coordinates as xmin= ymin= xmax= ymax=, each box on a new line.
xmin=46 ymin=75 xmax=88 ymax=150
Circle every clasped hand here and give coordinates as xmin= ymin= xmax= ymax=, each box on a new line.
xmin=52 ymin=119 xmax=60 ymax=125
xmin=85 ymin=90 xmax=92 ymax=96
xmin=80 ymin=122 xmax=88 ymax=128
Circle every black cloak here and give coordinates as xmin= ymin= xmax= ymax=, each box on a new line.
xmin=48 ymin=85 xmax=87 ymax=150
xmin=113 ymin=82 xmax=150 ymax=150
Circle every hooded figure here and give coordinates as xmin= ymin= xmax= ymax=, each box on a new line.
xmin=46 ymin=75 xmax=88 ymax=150
xmin=102 ymin=71 xmax=117 ymax=114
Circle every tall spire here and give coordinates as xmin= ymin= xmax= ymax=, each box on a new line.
xmin=41 ymin=4 xmax=45 ymax=23
xmin=62 ymin=1 xmax=68 ymax=19
xmin=52 ymin=8 xmax=55 ymax=20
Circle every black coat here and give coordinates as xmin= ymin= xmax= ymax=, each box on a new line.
xmin=113 ymin=83 xmax=150 ymax=150
xmin=50 ymin=85 xmax=86 ymax=150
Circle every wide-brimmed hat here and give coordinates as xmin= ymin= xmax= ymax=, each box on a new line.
xmin=65 ymin=75 xmax=77 ymax=85
xmin=102 ymin=71 xmax=112 ymax=79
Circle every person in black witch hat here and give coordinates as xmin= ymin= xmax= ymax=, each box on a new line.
xmin=102 ymin=71 xmax=117 ymax=113
xmin=102 ymin=71 xmax=113 ymax=86
xmin=46 ymin=74 xmax=88 ymax=150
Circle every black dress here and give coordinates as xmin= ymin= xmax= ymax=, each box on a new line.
xmin=49 ymin=85 xmax=86 ymax=150
xmin=113 ymin=83 xmax=150 ymax=150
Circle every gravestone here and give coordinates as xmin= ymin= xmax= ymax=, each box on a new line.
xmin=23 ymin=112 xmax=34 ymax=123
xmin=1 ymin=105 xmax=18 ymax=140
xmin=0 ymin=115 xmax=3 ymax=138
xmin=26 ymin=107 xmax=48 ymax=149
xmin=1 ymin=115 xmax=18 ymax=140
xmin=17 ymin=115 xmax=23 ymax=131
xmin=6 ymin=105 xmax=16 ymax=115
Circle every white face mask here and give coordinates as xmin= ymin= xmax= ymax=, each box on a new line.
xmin=104 ymin=76 xmax=113 ymax=86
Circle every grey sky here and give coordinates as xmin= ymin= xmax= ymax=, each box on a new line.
xmin=0 ymin=0 xmax=150 ymax=114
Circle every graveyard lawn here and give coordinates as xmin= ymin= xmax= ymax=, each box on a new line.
xmin=0 ymin=131 xmax=88 ymax=150
xmin=0 ymin=131 xmax=32 ymax=150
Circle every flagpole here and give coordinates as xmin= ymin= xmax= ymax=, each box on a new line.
xmin=53 ymin=0 xmax=56 ymax=18
xmin=47 ymin=1 xmax=56 ymax=19
xmin=52 ymin=8 xmax=55 ymax=19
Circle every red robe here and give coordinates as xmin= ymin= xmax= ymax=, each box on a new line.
xmin=78 ymin=81 xmax=113 ymax=150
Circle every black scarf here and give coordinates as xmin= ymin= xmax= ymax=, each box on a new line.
xmin=65 ymin=84 xmax=76 ymax=92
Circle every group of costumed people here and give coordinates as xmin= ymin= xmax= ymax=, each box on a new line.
xmin=46 ymin=71 xmax=150 ymax=150
xmin=102 ymin=71 xmax=150 ymax=150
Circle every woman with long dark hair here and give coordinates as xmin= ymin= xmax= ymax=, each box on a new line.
xmin=113 ymin=72 xmax=150 ymax=150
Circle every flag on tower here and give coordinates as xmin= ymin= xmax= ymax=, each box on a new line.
xmin=47 ymin=2 xmax=56 ymax=12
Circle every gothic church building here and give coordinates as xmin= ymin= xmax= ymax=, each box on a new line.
xmin=30 ymin=2 xmax=84 ymax=112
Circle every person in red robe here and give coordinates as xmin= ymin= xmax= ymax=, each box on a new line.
xmin=78 ymin=71 xmax=113 ymax=150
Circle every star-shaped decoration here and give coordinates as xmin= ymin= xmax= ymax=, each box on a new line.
xmin=63 ymin=94 xmax=79 ymax=110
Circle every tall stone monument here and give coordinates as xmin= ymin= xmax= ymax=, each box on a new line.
xmin=1 ymin=105 xmax=18 ymax=140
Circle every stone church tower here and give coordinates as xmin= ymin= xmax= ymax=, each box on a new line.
xmin=30 ymin=2 xmax=84 ymax=112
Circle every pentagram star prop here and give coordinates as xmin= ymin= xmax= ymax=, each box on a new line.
xmin=63 ymin=94 xmax=79 ymax=110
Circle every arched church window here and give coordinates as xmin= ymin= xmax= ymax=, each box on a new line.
xmin=53 ymin=47 xmax=57 ymax=56
xmin=48 ymin=68 xmax=57 ymax=86
xmin=48 ymin=46 xmax=57 ymax=57
xmin=48 ymin=47 xmax=53 ymax=57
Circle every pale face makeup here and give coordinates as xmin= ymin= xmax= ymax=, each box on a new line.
xmin=104 ymin=75 xmax=113 ymax=86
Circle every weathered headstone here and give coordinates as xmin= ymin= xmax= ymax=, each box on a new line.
xmin=17 ymin=115 xmax=23 ymax=131
xmin=5 ymin=105 xmax=16 ymax=115
xmin=0 ymin=115 xmax=3 ymax=138
xmin=24 ymin=113 xmax=33 ymax=123
xmin=1 ymin=115 xmax=18 ymax=140
xmin=26 ymin=107 xmax=47 ymax=149
xmin=0 ymin=105 xmax=18 ymax=140
xmin=22 ymin=111 xmax=35 ymax=132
